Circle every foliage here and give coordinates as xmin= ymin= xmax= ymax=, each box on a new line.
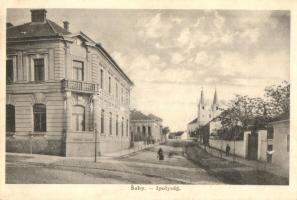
xmin=264 ymin=81 xmax=290 ymax=116
xmin=162 ymin=127 xmax=170 ymax=135
xmin=217 ymin=81 xmax=290 ymax=131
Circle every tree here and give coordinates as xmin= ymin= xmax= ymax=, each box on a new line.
xmin=264 ymin=81 xmax=290 ymax=116
xmin=162 ymin=127 xmax=170 ymax=135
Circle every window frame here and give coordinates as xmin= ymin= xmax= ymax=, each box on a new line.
xmin=6 ymin=104 xmax=15 ymax=132
xmin=72 ymin=105 xmax=85 ymax=132
xmin=101 ymin=109 xmax=105 ymax=134
xmin=73 ymin=60 xmax=84 ymax=81
xmin=33 ymin=104 xmax=47 ymax=132
xmin=34 ymin=58 xmax=45 ymax=82
xmin=6 ymin=59 xmax=14 ymax=84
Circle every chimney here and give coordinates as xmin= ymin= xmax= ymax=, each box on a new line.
xmin=31 ymin=9 xmax=47 ymax=23
xmin=63 ymin=21 xmax=69 ymax=31
xmin=6 ymin=22 xmax=13 ymax=28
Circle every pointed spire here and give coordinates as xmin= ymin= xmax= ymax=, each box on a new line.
xmin=199 ymin=86 xmax=205 ymax=105
xmin=213 ymin=87 xmax=219 ymax=105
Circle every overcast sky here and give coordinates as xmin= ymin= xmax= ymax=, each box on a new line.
xmin=7 ymin=9 xmax=290 ymax=131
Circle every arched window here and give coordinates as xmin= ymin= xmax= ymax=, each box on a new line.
xmin=72 ymin=105 xmax=85 ymax=131
xmin=6 ymin=104 xmax=15 ymax=132
xmin=33 ymin=104 xmax=46 ymax=132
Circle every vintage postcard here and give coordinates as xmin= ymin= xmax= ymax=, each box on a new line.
xmin=1 ymin=0 xmax=297 ymax=200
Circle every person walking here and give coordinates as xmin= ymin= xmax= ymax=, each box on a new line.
xmin=226 ymin=144 xmax=231 ymax=156
xmin=157 ymin=147 xmax=164 ymax=160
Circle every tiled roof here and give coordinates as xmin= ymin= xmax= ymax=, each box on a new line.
xmin=148 ymin=113 xmax=162 ymax=121
xmin=130 ymin=110 xmax=152 ymax=121
xmin=188 ymin=118 xmax=197 ymax=125
xmin=7 ymin=19 xmax=70 ymax=39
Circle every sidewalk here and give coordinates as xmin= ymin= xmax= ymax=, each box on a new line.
xmin=6 ymin=143 xmax=157 ymax=164
xmin=200 ymin=144 xmax=288 ymax=178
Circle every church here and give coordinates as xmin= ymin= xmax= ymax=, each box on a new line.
xmin=187 ymin=88 xmax=221 ymax=138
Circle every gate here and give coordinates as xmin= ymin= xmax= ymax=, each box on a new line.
xmin=247 ymin=131 xmax=258 ymax=160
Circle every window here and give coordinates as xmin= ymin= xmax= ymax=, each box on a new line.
xmin=6 ymin=60 xmax=13 ymax=83
xmin=216 ymin=106 xmax=218 ymax=110
xmin=72 ymin=105 xmax=85 ymax=131
xmin=126 ymin=119 xmax=129 ymax=136
xmin=148 ymin=126 xmax=151 ymax=136
xmin=73 ymin=61 xmax=84 ymax=81
xmin=109 ymin=112 xmax=112 ymax=135
xmin=202 ymin=106 xmax=204 ymax=110
xmin=116 ymin=82 xmax=118 ymax=98
xmin=6 ymin=104 xmax=15 ymax=132
xmin=137 ymin=126 xmax=140 ymax=133
xmin=108 ymin=77 xmax=111 ymax=94
xmin=142 ymin=126 xmax=146 ymax=135
xmin=101 ymin=109 xmax=104 ymax=134
xmin=34 ymin=58 xmax=45 ymax=81
xmin=100 ymin=69 xmax=104 ymax=89
xmin=33 ymin=104 xmax=46 ymax=132
xmin=267 ymin=126 xmax=274 ymax=139
xmin=116 ymin=115 xmax=119 ymax=136
xmin=121 ymin=87 xmax=123 ymax=104
xmin=121 ymin=117 xmax=124 ymax=136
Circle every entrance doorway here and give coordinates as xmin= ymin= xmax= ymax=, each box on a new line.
xmin=247 ymin=131 xmax=258 ymax=160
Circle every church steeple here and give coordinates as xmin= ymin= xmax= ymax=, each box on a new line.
xmin=199 ymin=87 xmax=205 ymax=105
xmin=213 ymin=87 xmax=219 ymax=105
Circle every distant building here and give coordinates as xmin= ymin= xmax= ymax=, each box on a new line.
xmin=6 ymin=9 xmax=134 ymax=157
xmin=168 ymin=131 xmax=188 ymax=140
xmin=187 ymin=88 xmax=222 ymax=138
xmin=130 ymin=110 xmax=163 ymax=144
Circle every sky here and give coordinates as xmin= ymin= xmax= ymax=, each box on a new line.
xmin=7 ymin=9 xmax=290 ymax=131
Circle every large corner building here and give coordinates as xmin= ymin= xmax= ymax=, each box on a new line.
xmin=6 ymin=9 xmax=134 ymax=157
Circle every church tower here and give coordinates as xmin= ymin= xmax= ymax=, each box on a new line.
xmin=197 ymin=87 xmax=208 ymax=126
xmin=211 ymin=88 xmax=220 ymax=118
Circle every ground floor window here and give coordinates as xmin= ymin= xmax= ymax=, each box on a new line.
xmin=33 ymin=104 xmax=46 ymax=132
xmin=72 ymin=105 xmax=85 ymax=131
xmin=6 ymin=104 xmax=15 ymax=132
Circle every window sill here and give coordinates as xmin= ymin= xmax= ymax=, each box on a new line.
xmin=6 ymin=132 xmax=15 ymax=136
xmin=30 ymin=132 xmax=46 ymax=136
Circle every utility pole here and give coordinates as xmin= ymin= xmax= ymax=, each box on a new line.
xmin=94 ymin=123 xmax=97 ymax=162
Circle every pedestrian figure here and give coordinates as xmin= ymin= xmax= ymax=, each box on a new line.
xmin=157 ymin=147 xmax=164 ymax=160
xmin=226 ymin=144 xmax=231 ymax=156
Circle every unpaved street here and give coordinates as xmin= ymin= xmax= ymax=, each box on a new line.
xmin=6 ymin=144 xmax=223 ymax=184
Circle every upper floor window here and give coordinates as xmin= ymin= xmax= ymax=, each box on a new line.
xmin=109 ymin=112 xmax=112 ymax=135
xmin=126 ymin=119 xmax=129 ymax=136
xmin=121 ymin=117 xmax=124 ymax=136
xmin=6 ymin=60 xmax=13 ymax=84
xmin=108 ymin=77 xmax=111 ymax=94
xmin=72 ymin=105 xmax=85 ymax=131
xmin=6 ymin=104 xmax=15 ymax=132
xmin=137 ymin=126 xmax=140 ymax=133
xmin=116 ymin=115 xmax=119 ymax=136
xmin=116 ymin=82 xmax=118 ymax=99
xmin=100 ymin=69 xmax=104 ymax=89
xmin=34 ymin=58 xmax=45 ymax=81
xmin=148 ymin=126 xmax=151 ymax=136
xmin=33 ymin=104 xmax=46 ymax=132
xmin=101 ymin=109 xmax=104 ymax=134
xmin=73 ymin=61 xmax=84 ymax=81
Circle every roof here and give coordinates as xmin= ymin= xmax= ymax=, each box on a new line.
xmin=130 ymin=110 xmax=152 ymax=121
xmin=169 ymin=131 xmax=184 ymax=137
xmin=269 ymin=112 xmax=290 ymax=124
xmin=7 ymin=10 xmax=134 ymax=86
xmin=148 ymin=113 xmax=162 ymax=121
xmin=188 ymin=118 xmax=197 ymax=125
xmin=7 ymin=19 xmax=70 ymax=39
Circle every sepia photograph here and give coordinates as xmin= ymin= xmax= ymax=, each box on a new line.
xmin=4 ymin=7 xmax=291 ymax=186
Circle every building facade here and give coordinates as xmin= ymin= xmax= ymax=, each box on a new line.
xmin=6 ymin=9 xmax=133 ymax=157
xmin=187 ymin=88 xmax=221 ymax=137
xmin=130 ymin=110 xmax=163 ymax=144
